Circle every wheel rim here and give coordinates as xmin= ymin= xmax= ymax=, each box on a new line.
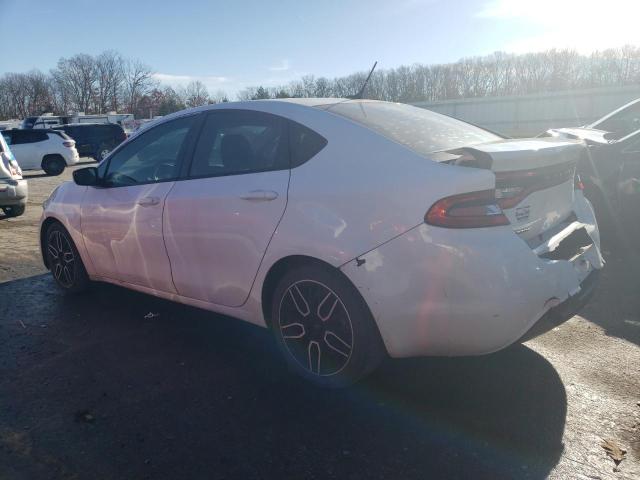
xmin=100 ymin=149 xmax=110 ymax=160
xmin=47 ymin=230 xmax=76 ymax=287
xmin=278 ymin=280 xmax=354 ymax=377
xmin=47 ymin=159 xmax=63 ymax=174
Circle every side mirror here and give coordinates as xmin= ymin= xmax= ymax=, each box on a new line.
xmin=73 ymin=167 xmax=99 ymax=186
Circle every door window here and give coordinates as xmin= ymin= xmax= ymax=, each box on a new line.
xmin=103 ymin=115 xmax=196 ymax=187
xmin=8 ymin=130 xmax=47 ymax=144
xmin=189 ymin=110 xmax=288 ymax=177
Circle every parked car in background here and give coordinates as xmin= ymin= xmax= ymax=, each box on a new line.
xmin=546 ymin=98 xmax=640 ymax=244
xmin=54 ymin=123 xmax=127 ymax=161
xmin=0 ymin=132 xmax=27 ymax=217
xmin=40 ymin=99 xmax=603 ymax=387
xmin=1 ymin=129 xmax=79 ymax=176
xmin=22 ymin=112 xmax=134 ymax=130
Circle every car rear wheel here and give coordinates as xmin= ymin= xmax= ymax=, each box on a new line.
xmin=42 ymin=155 xmax=66 ymax=176
xmin=97 ymin=145 xmax=111 ymax=161
xmin=271 ymin=264 xmax=385 ymax=387
xmin=45 ymin=222 xmax=90 ymax=293
xmin=2 ymin=204 xmax=25 ymax=217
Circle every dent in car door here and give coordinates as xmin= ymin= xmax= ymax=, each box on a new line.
xmin=81 ymin=182 xmax=177 ymax=291
xmin=163 ymin=110 xmax=290 ymax=307
xmin=81 ymin=114 xmax=198 ymax=291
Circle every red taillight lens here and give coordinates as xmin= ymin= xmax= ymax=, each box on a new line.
xmin=63 ymin=141 xmax=75 ymax=148
xmin=575 ymin=174 xmax=585 ymax=191
xmin=425 ymin=189 xmax=510 ymax=228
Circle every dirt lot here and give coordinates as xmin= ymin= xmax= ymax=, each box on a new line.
xmin=0 ymin=165 xmax=639 ymax=479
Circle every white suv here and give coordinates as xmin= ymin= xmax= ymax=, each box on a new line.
xmin=1 ymin=129 xmax=79 ymax=176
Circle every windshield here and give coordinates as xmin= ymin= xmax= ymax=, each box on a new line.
xmin=590 ymin=100 xmax=640 ymax=139
xmin=322 ymin=101 xmax=499 ymax=156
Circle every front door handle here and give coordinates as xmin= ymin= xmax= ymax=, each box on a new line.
xmin=240 ymin=190 xmax=279 ymax=201
xmin=138 ymin=196 xmax=160 ymax=207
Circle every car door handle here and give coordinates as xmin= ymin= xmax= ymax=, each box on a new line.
xmin=137 ymin=196 xmax=160 ymax=207
xmin=240 ymin=190 xmax=279 ymax=201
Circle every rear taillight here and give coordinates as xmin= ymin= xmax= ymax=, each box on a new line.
xmin=575 ymin=174 xmax=585 ymax=191
xmin=425 ymin=189 xmax=510 ymax=228
xmin=63 ymin=141 xmax=75 ymax=148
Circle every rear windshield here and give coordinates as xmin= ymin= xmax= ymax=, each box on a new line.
xmin=322 ymin=101 xmax=499 ymax=156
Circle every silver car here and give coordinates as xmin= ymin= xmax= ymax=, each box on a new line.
xmin=0 ymin=132 xmax=28 ymax=217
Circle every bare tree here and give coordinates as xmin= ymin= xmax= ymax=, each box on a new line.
xmin=52 ymin=54 xmax=97 ymax=113
xmin=95 ymin=50 xmax=124 ymax=113
xmin=123 ymin=59 xmax=155 ymax=116
xmin=183 ymin=80 xmax=210 ymax=107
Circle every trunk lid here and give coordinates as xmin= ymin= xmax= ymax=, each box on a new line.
xmin=463 ymin=138 xmax=585 ymax=240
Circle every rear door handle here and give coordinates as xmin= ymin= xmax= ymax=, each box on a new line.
xmin=240 ymin=190 xmax=279 ymax=201
xmin=138 ymin=196 xmax=160 ymax=207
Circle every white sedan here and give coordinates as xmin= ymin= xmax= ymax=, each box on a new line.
xmin=40 ymin=99 xmax=604 ymax=386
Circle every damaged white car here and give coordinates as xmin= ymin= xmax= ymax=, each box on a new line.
xmin=40 ymin=99 xmax=603 ymax=387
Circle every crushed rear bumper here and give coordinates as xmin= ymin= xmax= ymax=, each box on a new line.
xmin=519 ymin=269 xmax=600 ymax=342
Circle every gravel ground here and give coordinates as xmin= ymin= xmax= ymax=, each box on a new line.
xmin=0 ymin=165 xmax=638 ymax=479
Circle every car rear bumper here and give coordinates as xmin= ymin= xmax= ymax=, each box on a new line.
xmin=340 ymin=192 xmax=604 ymax=358
xmin=0 ymin=179 xmax=28 ymax=206
xmin=518 ymin=269 xmax=599 ymax=342
xmin=64 ymin=149 xmax=80 ymax=165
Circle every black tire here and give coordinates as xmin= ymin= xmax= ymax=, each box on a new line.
xmin=42 ymin=155 xmax=66 ymax=176
xmin=271 ymin=264 xmax=385 ymax=387
xmin=45 ymin=222 xmax=90 ymax=293
xmin=97 ymin=144 xmax=111 ymax=161
xmin=2 ymin=204 xmax=25 ymax=217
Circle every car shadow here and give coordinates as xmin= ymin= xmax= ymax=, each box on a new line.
xmin=578 ymin=249 xmax=640 ymax=347
xmin=22 ymin=172 xmax=52 ymax=179
xmin=0 ymin=275 xmax=566 ymax=479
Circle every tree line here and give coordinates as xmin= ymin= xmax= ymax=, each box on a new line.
xmin=2 ymin=46 xmax=640 ymax=120
xmin=239 ymin=46 xmax=640 ymax=102
xmin=0 ymin=50 xmax=229 ymax=121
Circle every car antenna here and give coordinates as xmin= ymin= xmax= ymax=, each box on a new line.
xmin=347 ymin=61 xmax=378 ymax=100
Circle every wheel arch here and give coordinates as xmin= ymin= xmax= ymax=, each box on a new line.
xmin=260 ymin=254 xmax=384 ymax=348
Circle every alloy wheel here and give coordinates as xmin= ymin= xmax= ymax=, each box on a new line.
xmin=47 ymin=230 xmax=76 ymax=288
xmin=278 ymin=280 xmax=354 ymax=376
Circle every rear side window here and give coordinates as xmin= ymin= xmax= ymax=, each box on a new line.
xmin=189 ymin=110 xmax=288 ymax=177
xmin=323 ymin=101 xmax=499 ymax=156
xmin=289 ymin=121 xmax=327 ymax=167
xmin=9 ymin=130 xmax=48 ymax=144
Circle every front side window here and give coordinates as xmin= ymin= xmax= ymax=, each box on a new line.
xmin=189 ymin=110 xmax=288 ymax=177
xmin=103 ymin=115 xmax=196 ymax=187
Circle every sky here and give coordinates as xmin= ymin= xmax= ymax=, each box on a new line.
xmin=1 ymin=0 xmax=639 ymax=97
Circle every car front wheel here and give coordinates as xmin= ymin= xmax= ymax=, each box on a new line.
xmin=271 ymin=264 xmax=385 ymax=387
xmin=45 ymin=222 xmax=90 ymax=293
